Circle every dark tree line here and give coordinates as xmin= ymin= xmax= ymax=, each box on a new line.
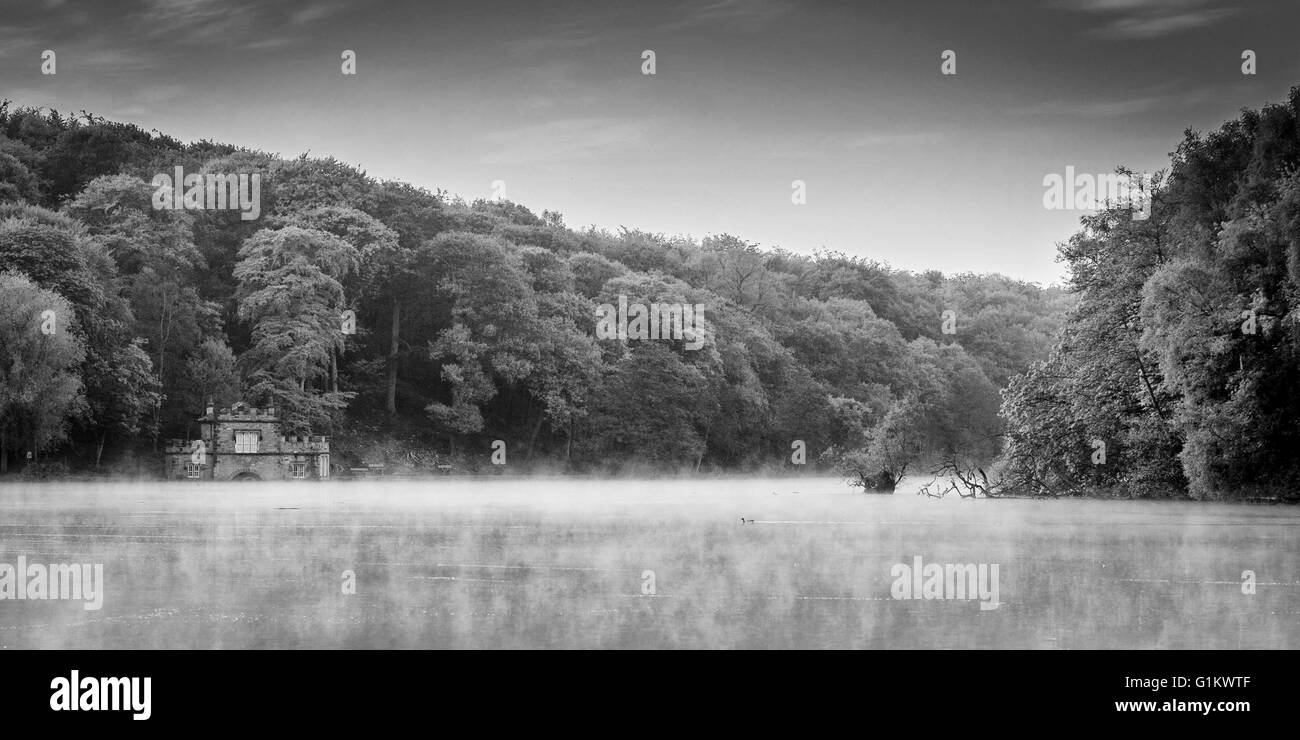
xmin=2 ymin=99 xmax=1072 ymax=481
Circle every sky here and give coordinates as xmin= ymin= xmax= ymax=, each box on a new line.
xmin=3 ymin=0 xmax=1300 ymax=284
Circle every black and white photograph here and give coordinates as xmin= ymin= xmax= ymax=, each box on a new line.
xmin=0 ymin=0 xmax=1296 ymax=722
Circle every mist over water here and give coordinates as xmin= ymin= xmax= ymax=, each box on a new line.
xmin=1 ymin=478 xmax=1296 ymax=649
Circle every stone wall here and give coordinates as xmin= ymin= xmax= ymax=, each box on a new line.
xmin=162 ymin=450 xmax=329 ymax=481
xmin=161 ymin=404 xmax=330 ymax=481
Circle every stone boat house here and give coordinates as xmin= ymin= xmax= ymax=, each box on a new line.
xmin=164 ymin=403 xmax=330 ymax=481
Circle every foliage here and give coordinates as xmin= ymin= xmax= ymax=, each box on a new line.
xmin=0 ymin=98 xmax=1077 ymax=482
xmin=1000 ymin=86 xmax=1300 ymax=500
xmin=0 ymin=272 xmax=86 ymax=472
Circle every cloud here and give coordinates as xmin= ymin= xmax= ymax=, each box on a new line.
xmin=242 ymin=36 xmax=296 ymax=51
xmin=79 ymin=46 xmax=159 ymax=71
xmin=661 ymin=0 xmax=794 ymax=32
xmin=1099 ymin=8 xmax=1234 ymax=38
xmin=478 ymin=117 xmax=652 ymax=165
xmin=1058 ymin=0 xmax=1238 ymax=39
xmin=1015 ymin=84 xmax=1228 ymax=118
xmin=288 ymin=3 xmax=345 ymax=26
xmin=53 ymin=0 xmax=343 ymax=58
xmin=133 ymin=0 xmax=259 ymax=42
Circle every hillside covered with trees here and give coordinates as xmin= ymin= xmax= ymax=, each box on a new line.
xmin=4 ymin=89 xmax=1298 ymax=500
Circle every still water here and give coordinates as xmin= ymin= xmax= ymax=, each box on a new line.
xmin=1 ymin=477 xmax=1296 ymax=648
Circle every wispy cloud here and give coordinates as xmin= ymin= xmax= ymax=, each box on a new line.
xmin=661 ymin=0 xmax=794 ymax=32
xmin=1058 ymin=0 xmax=1238 ymax=39
xmin=1015 ymin=83 xmax=1228 ymax=118
xmin=288 ymin=2 xmax=345 ymax=26
xmin=78 ymin=45 xmax=160 ymax=71
xmin=131 ymin=0 xmax=259 ymax=42
xmin=15 ymin=0 xmax=345 ymax=64
xmin=242 ymin=36 xmax=296 ymax=51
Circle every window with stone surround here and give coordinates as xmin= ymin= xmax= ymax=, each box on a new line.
xmin=235 ymin=431 xmax=259 ymax=454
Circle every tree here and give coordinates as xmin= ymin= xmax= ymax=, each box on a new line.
xmin=580 ymin=272 xmax=722 ymax=469
xmin=66 ymin=174 xmax=217 ymax=435
xmin=580 ymin=343 xmax=718 ymax=468
xmin=774 ymin=297 xmax=911 ymax=400
xmin=567 ymin=251 xmax=629 ymax=299
xmin=278 ymin=205 xmax=400 ymax=396
xmin=87 ymin=341 xmax=161 ymax=466
xmin=180 ymin=338 xmax=242 ymax=435
xmin=1000 ymin=88 xmax=1300 ymax=499
xmin=41 ymin=119 xmax=164 ymax=203
xmin=837 ymin=339 xmax=1001 ymax=493
xmin=0 ymin=150 xmax=41 ymax=203
xmin=422 ymin=232 xmax=541 ymax=446
xmin=697 ymin=234 xmax=784 ymax=314
xmin=0 ymin=273 xmax=86 ymax=472
xmin=0 ymin=206 xmax=150 ymax=452
xmin=235 ymin=226 xmax=359 ymax=433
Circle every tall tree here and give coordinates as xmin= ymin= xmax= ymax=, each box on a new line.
xmin=235 ymin=226 xmax=359 ymax=433
xmin=0 ymin=272 xmax=86 ymax=472
xmin=367 ymin=181 xmax=444 ymax=415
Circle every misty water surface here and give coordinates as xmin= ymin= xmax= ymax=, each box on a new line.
xmin=1 ymin=477 xmax=1296 ymax=648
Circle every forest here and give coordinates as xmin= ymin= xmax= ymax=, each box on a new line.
xmin=2 ymin=87 xmax=1299 ymax=500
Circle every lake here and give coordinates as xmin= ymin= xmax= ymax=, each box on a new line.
xmin=1 ymin=477 xmax=1297 ymax=649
